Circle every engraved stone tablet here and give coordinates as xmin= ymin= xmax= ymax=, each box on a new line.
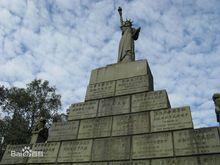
xmin=112 ymin=112 xmax=150 ymax=136
xmin=92 ymin=137 xmax=130 ymax=161
xmin=28 ymin=142 xmax=60 ymax=163
xmin=151 ymin=157 xmax=198 ymax=165
xmin=131 ymin=90 xmax=170 ymax=113
xmin=57 ymin=140 xmax=92 ymax=162
xmin=109 ymin=160 xmax=150 ymax=165
xmin=132 ymin=160 xmax=150 ymax=165
xmin=115 ymin=75 xmax=153 ymax=96
xmin=78 ymin=116 xmax=112 ymax=139
xmin=98 ymin=95 xmax=130 ymax=117
xmin=174 ymin=127 xmax=220 ymax=156
xmin=47 ymin=121 xmax=79 ymax=141
xmin=92 ymin=162 xmax=108 ymax=165
xmin=68 ymin=100 xmax=98 ymax=120
xmin=151 ymin=106 xmax=193 ymax=132
xmin=109 ymin=161 xmax=130 ymax=165
xmin=0 ymin=144 xmax=31 ymax=164
xmin=85 ymin=81 xmax=116 ymax=100
xmin=132 ymin=132 xmax=173 ymax=159
xmin=199 ymin=154 xmax=220 ymax=165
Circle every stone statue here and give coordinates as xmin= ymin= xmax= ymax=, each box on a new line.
xmin=30 ymin=117 xmax=48 ymax=143
xmin=117 ymin=6 xmax=141 ymax=63
xmin=213 ymin=93 xmax=220 ymax=123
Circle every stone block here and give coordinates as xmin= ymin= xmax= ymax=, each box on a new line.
xmin=0 ymin=144 xmax=31 ymax=164
xmin=98 ymin=95 xmax=130 ymax=117
xmin=109 ymin=161 xmax=131 ymax=165
xmin=27 ymin=142 xmax=60 ymax=163
xmin=199 ymin=154 xmax=220 ymax=165
xmin=91 ymin=163 xmax=108 ymax=165
xmin=131 ymin=90 xmax=170 ymax=113
xmin=89 ymin=60 xmax=152 ymax=84
xmin=78 ymin=116 xmax=112 ymax=139
xmin=151 ymin=106 xmax=193 ymax=132
xmin=85 ymin=81 xmax=116 ymax=100
xmin=47 ymin=121 xmax=79 ymax=141
xmin=151 ymin=157 xmax=198 ymax=165
xmin=132 ymin=132 xmax=173 ymax=159
xmin=57 ymin=140 xmax=92 ymax=162
xmin=68 ymin=100 xmax=98 ymax=120
xmin=132 ymin=160 xmax=150 ymax=165
xmin=112 ymin=112 xmax=150 ymax=136
xmin=92 ymin=137 xmax=130 ymax=161
xmin=115 ymin=75 xmax=153 ymax=96
xmin=174 ymin=127 xmax=220 ymax=156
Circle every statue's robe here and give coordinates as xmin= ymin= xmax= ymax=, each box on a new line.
xmin=36 ymin=127 xmax=48 ymax=143
xmin=213 ymin=93 xmax=220 ymax=122
xmin=118 ymin=26 xmax=140 ymax=62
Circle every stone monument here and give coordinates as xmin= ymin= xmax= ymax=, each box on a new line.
xmin=1 ymin=6 xmax=220 ymax=165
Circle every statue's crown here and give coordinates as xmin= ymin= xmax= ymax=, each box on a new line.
xmin=123 ymin=19 xmax=133 ymax=26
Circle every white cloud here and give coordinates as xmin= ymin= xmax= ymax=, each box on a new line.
xmin=0 ymin=0 xmax=219 ymax=128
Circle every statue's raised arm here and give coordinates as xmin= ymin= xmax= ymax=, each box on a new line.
xmin=117 ymin=7 xmax=141 ymax=63
xmin=118 ymin=7 xmax=123 ymax=27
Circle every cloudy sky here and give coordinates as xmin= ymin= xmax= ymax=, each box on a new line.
xmin=0 ymin=0 xmax=219 ymax=128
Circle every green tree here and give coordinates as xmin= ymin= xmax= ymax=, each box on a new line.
xmin=0 ymin=79 xmax=62 ymax=145
xmin=25 ymin=79 xmax=61 ymax=130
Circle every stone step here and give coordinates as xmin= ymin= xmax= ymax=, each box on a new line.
xmin=49 ymin=106 xmax=193 ymax=141
xmin=85 ymin=74 xmax=154 ymax=101
xmin=68 ymin=90 xmax=170 ymax=121
xmin=1 ymin=127 xmax=220 ymax=164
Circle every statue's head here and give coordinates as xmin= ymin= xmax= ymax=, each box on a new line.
xmin=123 ymin=19 xmax=132 ymax=27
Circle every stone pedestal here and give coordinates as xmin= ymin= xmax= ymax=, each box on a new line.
xmin=1 ymin=59 xmax=220 ymax=165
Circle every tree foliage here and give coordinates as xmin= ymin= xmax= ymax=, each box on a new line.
xmin=0 ymin=79 xmax=62 ymax=145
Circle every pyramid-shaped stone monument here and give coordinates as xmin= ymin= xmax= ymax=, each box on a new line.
xmin=1 ymin=6 xmax=220 ymax=165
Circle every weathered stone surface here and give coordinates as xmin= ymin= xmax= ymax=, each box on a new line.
xmin=91 ymin=163 xmax=108 ymax=165
xmin=112 ymin=112 xmax=150 ymax=136
xmin=199 ymin=154 xmax=220 ymax=165
xmin=115 ymin=75 xmax=153 ymax=96
xmin=109 ymin=161 xmax=131 ymax=165
xmin=98 ymin=95 xmax=130 ymax=117
xmin=109 ymin=160 xmax=150 ymax=165
xmin=132 ymin=132 xmax=173 ymax=159
xmin=85 ymin=81 xmax=116 ymax=100
xmin=92 ymin=137 xmax=130 ymax=161
xmin=57 ymin=140 xmax=92 ymax=162
xmin=151 ymin=106 xmax=193 ymax=132
xmin=174 ymin=127 xmax=220 ymax=156
xmin=47 ymin=121 xmax=79 ymax=141
xmin=89 ymin=60 xmax=152 ymax=84
xmin=131 ymin=90 xmax=170 ymax=113
xmin=151 ymin=157 xmax=198 ymax=165
xmin=132 ymin=160 xmax=150 ymax=165
xmin=28 ymin=142 xmax=60 ymax=163
xmin=0 ymin=144 xmax=31 ymax=165
xmin=68 ymin=100 xmax=98 ymax=120
xmin=78 ymin=116 xmax=112 ymax=139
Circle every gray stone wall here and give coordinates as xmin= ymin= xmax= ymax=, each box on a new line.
xmin=1 ymin=60 xmax=220 ymax=165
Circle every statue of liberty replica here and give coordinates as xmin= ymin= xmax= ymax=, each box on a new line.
xmin=118 ymin=7 xmax=141 ymax=62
